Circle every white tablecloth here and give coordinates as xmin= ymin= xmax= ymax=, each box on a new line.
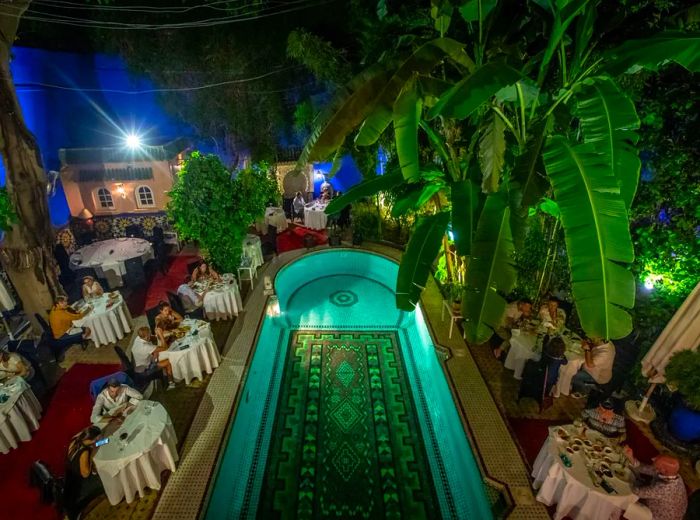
xmin=72 ymin=293 xmax=132 ymax=348
xmin=242 ymin=235 xmax=264 ymax=269
xmin=195 ymin=277 xmax=242 ymax=320
xmin=532 ymin=425 xmax=651 ymax=520
xmin=160 ymin=320 xmax=220 ymax=384
xmin=256 ymin=207 xmax=288 ymax=233
xmin=304 ymin=201 xmax=328 ymax=230
xmin=504 ymin=330 xmax=583 ymax=379
xmin=70 ymin=238 xmax=154 ymax=285
xmin=93 ymin=401 xmax=178 ymax=505
xmin=0 ymin=377 xmax=42 ymax=454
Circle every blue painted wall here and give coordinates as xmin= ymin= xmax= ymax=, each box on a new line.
xmin=4 ymin=47 xmax=196 ymax=226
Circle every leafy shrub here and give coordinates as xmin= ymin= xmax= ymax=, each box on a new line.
xmin=167 ymin=152 xmax=279 ymax=274
xmin=665 ymin=350 xmax=700 ymax=410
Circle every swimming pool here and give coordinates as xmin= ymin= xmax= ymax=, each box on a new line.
xmin=205 ymin=250 xmax=492 ymax=519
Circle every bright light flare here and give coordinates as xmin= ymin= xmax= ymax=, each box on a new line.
xmin=125 ymin=133 xmax=142 ymax=149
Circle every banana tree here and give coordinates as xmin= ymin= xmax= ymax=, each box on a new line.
xmin=301 ymin=0 xmax=700 ymax=343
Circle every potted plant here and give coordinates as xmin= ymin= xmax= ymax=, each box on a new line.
xmin=664 ymin=349 xmax=700 ymax=442
xmin=443 ymin=282 xmax=464 ymax=313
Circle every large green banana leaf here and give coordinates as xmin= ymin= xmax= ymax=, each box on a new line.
xmin=574 ymin=77 xmax=640 ymax=210
xmin=603 ymin=31 xmax=700 ymax=75
xmin=391 ymin=182 xmax=444 ymax=218
xmin=355 ymin=38 xmax=471 ymax=146
xmin=427 ymin=62 xmax=522 ymax=120
xmin=478 ymin=113 xmax=506 ymax=193
xmin=462 ymin=191 xmax=517 ymax=344
xmin=393 ymin=82 xmax=423 ymax=182
xmin=458 ymin=0 xmax=497 ymax=22
xmin=324 ymin=172 xmax=402 ymax=215
xmin=543 ymin=135 xmax=635 ymax=339
xmin=396 ymin=211 xmax=450 ymax=311
xmin=511 ymin=119 xmax=550 ymax=208
xmin=297 ymin=65 xmax=392 ymax=167
xmin=450 ymin=179 xmax=480 ymax=256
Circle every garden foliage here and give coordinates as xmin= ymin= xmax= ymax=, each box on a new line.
xmin=167 ymin=153 xmax=280 ymax=274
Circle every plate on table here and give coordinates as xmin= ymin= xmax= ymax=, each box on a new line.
xmin=555 ymin=427 xmax=570 ymax=441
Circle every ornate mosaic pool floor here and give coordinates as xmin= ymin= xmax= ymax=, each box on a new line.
xmin=259 ymin=331 xmax=439 ymax=519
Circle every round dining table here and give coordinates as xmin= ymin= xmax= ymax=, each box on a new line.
xmin=72 ymin=292 xmax=133 ymax=348
xmin=195 ymin=275 xmax=242 ymax=321
xmin=160 ymin=320 xmax=220 ymax=384
xmin=70 ymin=238 xmax=154 ymax=286
xmin=93 ymin=400 xmax=178 ymax=505
xmin=0 ymin=377 xmax=42 ymax=454
xmin=242 ymin=234 xmax=264 ymax=269
xmin=304 ymin=201 xmax=329 ymax=230
xmin=532 ymin=424 xmax=652 ymax=520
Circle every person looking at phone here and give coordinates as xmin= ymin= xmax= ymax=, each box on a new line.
xmin=90 ymin=378 xmax=142 ymax=425
xmin=63 ymin=425 xmax=104 ymax=520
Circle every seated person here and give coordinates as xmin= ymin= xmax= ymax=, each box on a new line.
xmin=538 ymin=296 xmax=566 ymax=335
xmin=581 ymin=398 xmax=626 ymax=437
xmin=177 ymin=275 xmax=206 ymax=318
xmin=131 ymin=326 xmax=175 ymax=388
xmin=90 ymin=378 xmax=142 ymax=425
xmin=192 ymin=261 xmax=221 ymax=283
xmin=0 ymin=349 xmax=33 ymax=382
xmin=623 ymin=450 xmax=688 ymax=520
xmin=81 ymin=276 xmax=104 ymax=300
xmin=492 ymin=298 xmax=533 ymax=359
xmin=571 ymin=337 xmax=615 ymax=395
xmin=49 ymin=296 xmax=92 ymax=343
xmin=320 ymin=178 xmax=334 ymax=198
xmin=542 ymin=336 xmax=568 ymax=395
xmin=63 ymin=425 xmax=104 ymax=520
xmin=292 ymin=191 xmax=305 ymax=222
xmin=154 ymin=302 xmax=183 ymax=346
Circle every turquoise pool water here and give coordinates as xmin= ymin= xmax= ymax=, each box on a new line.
xmin=205 ymin=250 xmax=492 ymax=519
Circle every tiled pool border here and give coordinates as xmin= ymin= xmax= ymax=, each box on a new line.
xmin=152 ymin=245 xmax=548 ymax=520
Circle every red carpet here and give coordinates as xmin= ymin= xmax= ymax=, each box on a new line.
xmin=0 ymin=363 xmax=119 ymax=520
xmin=143 ymin=254 xmax=198 ymax=311
xmin=277 ymin=226 xmax=328 ymax=254
xmin=508 ymin=417 xmax=660 ymax=467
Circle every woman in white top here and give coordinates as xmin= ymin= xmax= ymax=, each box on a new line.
xmin=81 ymin=276 xmax=104 ymax=300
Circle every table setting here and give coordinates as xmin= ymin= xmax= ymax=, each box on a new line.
xmin=504 ymin=320 xmax=583 ymax=379
xmin=158 ymin=319 xmax=220 ymax=384
xmin=93 ymin=400 xmax=178 ymax=505
xmin=72 ymin=291 xmax=132 ymax=348
xmin=70 ymin=238 xmax=154 ymax=286
xmin=242 ymin=234 xmax=264 ymax=269
xmin=532 ymin=423 xmax=652 ymax=520
xmin=193 ymin=274 xmax=242 ymax=320
xmin=0 ymin=377 xmax=42 ymax=454
xmin=304 ymin=200 xmax=329 ymax=230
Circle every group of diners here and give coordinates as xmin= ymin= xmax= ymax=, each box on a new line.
xmin=62 ymin=296 xmax=203 ymax=517
xmin=490 ymin=295 xmax=615 ymax=398
xmin=175 ymin=261 xmax=220 ymax=317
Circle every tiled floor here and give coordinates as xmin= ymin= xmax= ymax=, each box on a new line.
xmin=153 ymin=244 xmax=549 ymax=520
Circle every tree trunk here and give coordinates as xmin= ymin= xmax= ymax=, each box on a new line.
xmin=0 ymin=0 xmax=61 ymax=325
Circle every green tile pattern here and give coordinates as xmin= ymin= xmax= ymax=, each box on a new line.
xmin=259 ymin=331 xmax=439 ymax=519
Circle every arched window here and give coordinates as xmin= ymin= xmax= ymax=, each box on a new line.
xmin=95 ymin=187 xmax=114 ymax=209
xmin=135 ymin=185 xmax=155 ymax=208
